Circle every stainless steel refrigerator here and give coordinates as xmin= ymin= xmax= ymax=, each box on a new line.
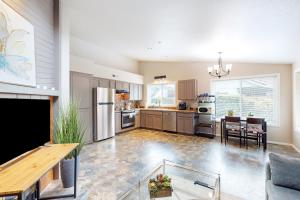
xmin=93 ymin=87 xmax=115 ymax=141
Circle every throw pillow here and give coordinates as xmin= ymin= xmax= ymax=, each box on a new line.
xmin=269 ymin=153 xmax=300 ymax=190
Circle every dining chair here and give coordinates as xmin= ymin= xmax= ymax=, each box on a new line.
xmin=245 ymin=117 xmax=266 ymax=149
xmin=224 ymin=116 xmax=243 ymax=147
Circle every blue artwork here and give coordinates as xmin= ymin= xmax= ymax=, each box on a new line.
xmin=0 ymin=1 xmax=36 ymax=86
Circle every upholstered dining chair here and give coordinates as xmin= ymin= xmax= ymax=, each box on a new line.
xmin=245 ymin=117 xmax=266 ymax=149
xmin=224 ymin=116 xmax=243 ymax=147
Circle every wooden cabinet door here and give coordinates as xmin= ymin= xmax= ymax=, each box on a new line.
xmin=138 ymin=84 xmax=143 ymax=100
xmin=134 ymin=84 xmax=139 ymax=100
xmin=79 ymin=108 xmax=93 ymax=144
xmin=71 ymin=72 xmax=91 ymax=109
xmin=135 ymin=113 xmax=141 ymax=128
xmin=99 ymin=78 xmax=110 ymax=88
xmin=109 ymin=80 xmax=116 ymax=89
xmin=177 ymin=116 xmax=185 ymax=133
xmin=129 ymin=83 xmax=135 ymax=100
xmin=141 ymin=112 xmax=146 ymax=128
xmin=123 ymin=82 xmax=130 ymax=91
xmin=146 ymin=114 xmax=154 ymax=129
xmin=184 ymin=117 xmax=194 ymax=134
xmin=153 ymin=115 xmax=162 ymax=130
xmin=178 ymin=80 xmax=186 ymax=100
xmin=115 ymin=112 xmax=122 ymax=133
xmin=186 ymin=79 xmax=197 ymax=100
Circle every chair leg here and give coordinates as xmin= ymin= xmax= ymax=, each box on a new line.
xmin=239 ymin=133 xmax=242 ymax=148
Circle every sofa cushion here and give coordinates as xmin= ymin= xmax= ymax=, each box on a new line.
xmin=266 ymin=180 xmax=300 ymax=200
xmin=269 ymin=153 xmax=300 ymax=190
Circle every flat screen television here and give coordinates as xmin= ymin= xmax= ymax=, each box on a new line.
xmin=0 ymin=98 xmax=50 ymax=165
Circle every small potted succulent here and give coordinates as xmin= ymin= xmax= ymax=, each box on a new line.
xmin=227 ymin=110 xmax=234 ymax=117
xmin=54 ymin=101 xmax=85 ymax=188
xmin=148 ymin=174 xmax=172 ymax=198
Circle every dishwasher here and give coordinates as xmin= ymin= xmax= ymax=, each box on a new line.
xmin=163 ymin=111 xmax=177 ymax=132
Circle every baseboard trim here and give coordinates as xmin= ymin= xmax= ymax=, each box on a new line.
xmin=267 ymin=141 xmax=292 ymax=146
xmin=291 ymin=144 xmax=300 ymax=153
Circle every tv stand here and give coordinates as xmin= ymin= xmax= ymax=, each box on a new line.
xmin=0 ymin=144 xmax=78 ymax=200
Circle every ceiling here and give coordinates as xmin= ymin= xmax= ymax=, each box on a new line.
xmin=65 ymin=0 xmax=300 ymax=63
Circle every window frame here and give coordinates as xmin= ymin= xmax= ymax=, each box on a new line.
xmin=147 ymin=82 xmax=177 ymax=107
xmin=210 ymin=73 xmax=281 ymax=127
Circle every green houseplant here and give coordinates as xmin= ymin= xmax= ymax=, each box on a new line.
xmin=54 ymin=101 xmax=85 ymax=188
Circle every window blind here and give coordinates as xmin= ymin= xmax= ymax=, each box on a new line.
xmin=212 ymin=74 xmax=279 ymax=126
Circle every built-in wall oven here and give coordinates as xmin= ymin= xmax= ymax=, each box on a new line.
xmin=121 ymin=110 xmax=136 ymax=129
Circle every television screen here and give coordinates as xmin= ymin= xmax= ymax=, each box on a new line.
xmin=0 ymin=98 xmax=50 ymax=165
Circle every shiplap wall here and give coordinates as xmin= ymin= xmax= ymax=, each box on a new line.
xmin=0 ymin=0 xmax=59 ymax=96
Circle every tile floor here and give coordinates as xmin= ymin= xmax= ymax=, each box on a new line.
xmin=43 ymin=129 xmax=299 ymax=200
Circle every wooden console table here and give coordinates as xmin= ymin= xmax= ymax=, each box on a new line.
xmin=0 ymin=143 xmax=78 ymax=200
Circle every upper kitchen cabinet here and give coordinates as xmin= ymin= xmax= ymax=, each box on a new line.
xmin=129 ymin=83 xmax=143 ymax=100
xmin=178 ymin=79 xmax=198 ymax=100
xmin=99 ymin=78 xmax=110 ymax=88
xmin=116 ymin=81 xmax=130 ymax=91
xmin=109 ymin=80 xmax=116 ymax=89
xmin=70 ymin=72 xmax=92 ymax=109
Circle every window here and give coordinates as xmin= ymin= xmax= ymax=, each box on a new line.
xmin=211 ymin=74 xmax=280 ymax=126
xmin=147 ymin=83 xmax=176 ymax=106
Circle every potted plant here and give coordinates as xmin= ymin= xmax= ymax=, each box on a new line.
xmin=148 ymin=174 xmax=172 ymax=198
xmin=54 ymin=101 xmax=85 ymax=188
xmin=227 ymin=110 xmax=234 ymax=117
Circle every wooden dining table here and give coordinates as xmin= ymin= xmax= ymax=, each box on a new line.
xmin=220 ymin=118 xmax=267 ymax=151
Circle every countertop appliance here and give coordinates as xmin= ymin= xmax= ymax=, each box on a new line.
xmin=197 ymin=106 xmax=213 ymax=114
xmin=163 ymin=111 xmax=177 ymax=132
xmin=178 ymin=102 xmax=187 ymax=110
xmin=121 ymin=110 xmax=136 ymax=129
xmin=94 ymin=87 xmax=115 ymax=141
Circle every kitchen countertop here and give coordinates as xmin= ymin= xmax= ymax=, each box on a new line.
xmin=140 ymin=108 xmax=198 ymax=113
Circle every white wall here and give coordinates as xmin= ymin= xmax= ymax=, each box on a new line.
xmin=70 ymin=55 xmax=143 ymax=84
xmin=70 ymin=36 xmax=139 ymax=74
xmin=140 ymin=61 xmax=293 ymax=144
xmin=293 ymin=62 xmax=300 ymax=150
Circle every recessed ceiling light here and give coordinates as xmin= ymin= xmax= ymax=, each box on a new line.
xmin=157 ymin=41 xmax=163 ymax=44
xmin=147 ymin=47 xmax=152 ymax=50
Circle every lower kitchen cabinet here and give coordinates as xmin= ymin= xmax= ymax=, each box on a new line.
xmin=141 ymin=111 xmax=146 ymax=128
xmin=115 ymin=111 xmax=122 ymax=133
xmin=163 ymin=112 xmax=177 ymax=132
xmin=177 ymin=113 xmax=198 ymax=134
xmin=135 ymin=111 xmax=141 ymax=128
xmin=140 ymin=111 xmax=162 ymax=130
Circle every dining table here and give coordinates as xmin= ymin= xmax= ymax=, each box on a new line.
xmin=220 ymin=118 xmax=267 ymax=151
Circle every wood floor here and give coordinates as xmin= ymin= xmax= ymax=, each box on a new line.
xmin=42 ymin=129 xmax=300 ymax=200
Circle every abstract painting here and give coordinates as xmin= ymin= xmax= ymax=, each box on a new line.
xmin=0 ymin=1 xmax=36 ymax=86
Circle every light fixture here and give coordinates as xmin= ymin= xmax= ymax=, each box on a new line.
xmin=208 ymin=52 xmax=232 ymax=78
xmin=154 ymin=75 xmax=167 ymax=83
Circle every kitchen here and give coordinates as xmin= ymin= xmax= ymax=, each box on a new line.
xmin=71 ymin=71 xmax=216 ymax=144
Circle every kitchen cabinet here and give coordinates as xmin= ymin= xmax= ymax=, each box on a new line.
xmin=99 ymin=78 xmax=110 ymax=88
xmin=138 ymin=84 xmax=143 ymax=100
xmin=135 ymin=110 xmax=141 ymax=128
xmin=130 ymin=83 xmax=143 ymax=100
xmin=142 ymin=111 xmax=163 ymax=130
xmin=109 ymin=80 xmax=116 ymax=89
xmin=176 ymin=112 xmax=198 ymax=134
xmin=115 ymin=111 xmax=122 ymax=133
xmin=178 ymin=79 xmax=198 ymax=100
xmin=163 ymin=112 xmax=177 ymax=132
xmin=141 ymin=111 xmax=146 ymax=128
xmin=116 ymin=81 xmax=130 ymax=91
xmin=71 ymin=72 xmax=91 ymax=109
xmin=79 ymin=108 xmax=93 ymax=144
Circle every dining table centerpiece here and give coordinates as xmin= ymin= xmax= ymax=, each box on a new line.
xmin=148 ymin=174 xmax=173 ymax=198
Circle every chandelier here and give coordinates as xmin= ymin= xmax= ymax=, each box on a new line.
xmin=208 ymin=52 xmax=232 ymax=78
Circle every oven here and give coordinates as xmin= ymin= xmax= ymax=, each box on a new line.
xmin=121 ymin=110 xmax=136 ymax=129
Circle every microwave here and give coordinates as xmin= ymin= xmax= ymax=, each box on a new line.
xmin=197 ymin=106 xmax=213 ymax=114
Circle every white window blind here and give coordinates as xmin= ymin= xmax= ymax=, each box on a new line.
xmin=212 ymin=74 xmax=280 ymax=126
xmin=147 ymin=83 xmax=176 ymax=106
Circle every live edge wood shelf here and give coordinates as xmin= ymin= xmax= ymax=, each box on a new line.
xmin=0 ymin=143 xmax=78 ymax=200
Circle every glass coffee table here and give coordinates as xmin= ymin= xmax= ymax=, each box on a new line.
xmin=119 ymin=160 xmax=220 ymax=200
